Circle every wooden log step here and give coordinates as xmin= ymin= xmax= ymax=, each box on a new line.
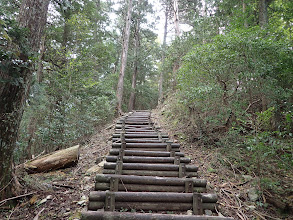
xmin=115 ymin=129 xmax=157 ymax=132
xmin=115 ymin=125 xmax=153 ymax=129
xmin=125 ymin=115 xmax=150 ymax=117
xmin=103 ymin=169 xmax=197 ymax=177
xmin=95 ymin=182 xmax=206 ymax=193
xmin=112 ymin=143 xmax=179 ymax=148
xmin=81 ymin=211 xmax=234 ymax=220
xmin=113 ymin=132 xmax=168 ymax=137
xmin=114 ymin=132 xmax=166 ymax=135
xmin=112 ymin=138 xmax=167 ymax=143
xmin=122 ymin=118 xmax=150 ymax=121
xmin=117 ymin=121 xmax=152 ymax=125
xmin=103 ymin=163 xmax=198 ymax=172
xmin=89 ymin=191 xmax=217 ymax=203
xmin=118 ymin=127 xmax=155 ymax=131
xmin=113 ymin=134 xmax=168 ymax=138
xmin=109 ymin=149 xmax=184 ymax=157
xmin=106 ymin=155 xmax=190 ymax=164
xmin=95 ymin=174 xmax=206 ymax=187
xmin=111 ymin=148 xmax=180 ymax=152
xmin=116 ymin=118 xmax=152 ymax=125
xmin=88 ymin=202 xmax=217 ymax=212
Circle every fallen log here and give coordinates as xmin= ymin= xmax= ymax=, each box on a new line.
xmin=24 ymin=145 xmax=80 ymax=173
xmin=81 ymin=211 xmax=234 ymax=220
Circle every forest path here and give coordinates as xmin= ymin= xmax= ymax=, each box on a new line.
xmin=0 ymin=122 xmax=114 ymax=219
xmin=0 ymin=110 xmax=290 ymax=219
xmin=81 ymin=111 xmax=233 ymax=219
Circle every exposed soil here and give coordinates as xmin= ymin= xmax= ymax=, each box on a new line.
xmin=0 ymin=122 xmax=114 ymax=220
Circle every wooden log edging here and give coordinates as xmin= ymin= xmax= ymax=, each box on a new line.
xmin=81 ymin=211 xmax=234 ymax=220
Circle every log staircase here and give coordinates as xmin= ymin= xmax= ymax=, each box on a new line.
xmin=81 ymin=111 xmax=234 ymax=219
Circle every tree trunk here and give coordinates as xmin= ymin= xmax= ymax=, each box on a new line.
xmin=173 ymin=0 xmax=180 ymax=37
xmin=242 ymin=0 xmax=248 ymax=28
xmin=0 ymin=0 xmax=49 ymax=200
xmin=259 ymin=0 xmax=268 ymax=28
xmin=26 ymin=36 xmax=46 ymax=159
xmin=116 ymin=0 xmax=133 ymax=115
xmin=172 ymin=0 xmax=180 ymax=89
xmin=24 ymin=145 xmax=80 ymax=173
xmin=158 ymin=9 xmax=168 ymax=105
xmin=128 ymin=8 xmax=141 ymax=112
xmin=94 ymin=0 xmax=101 ymax=40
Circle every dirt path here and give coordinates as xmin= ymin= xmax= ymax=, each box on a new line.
xmin=0 ymin=122 xmax=114 ymax=220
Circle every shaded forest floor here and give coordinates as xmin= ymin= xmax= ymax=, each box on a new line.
xmin=152 ymin=108 xmax=293 ymax=220
xmin=1 ymin=110 xmax=292 ymax=220
xmin=0 ymin=123 xmax=114 ymax=220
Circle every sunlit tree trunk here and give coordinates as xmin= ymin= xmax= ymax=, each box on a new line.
xmin=158 ymin=9 xmax=168 ymax=105
xmin=173 ymin=0 xmax=180 ymax=37
xmin=116 ymin=0 xmax=133 ymax=115
xmin=0 ymin=0 xmax=49 ymax=200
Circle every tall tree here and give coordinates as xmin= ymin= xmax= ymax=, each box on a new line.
xmin=259 ymin=0 xmax=274 ymax=28
xmin=259 ymin=0 xmax=268 ymax=28
xmin=128 ymin=1 xmax=141 ymax=111
xmin=0 ymin=0 xmax=50 ymax=200
xmin=116 ymin=0 xmax=133 ymax=114
xmin=172 ymin=0 xmax=180 ymax=88
xmin=158 ymin=8 xmax=168 ymax=104
xmin=173 ymin=0 xmax=180 ymax=37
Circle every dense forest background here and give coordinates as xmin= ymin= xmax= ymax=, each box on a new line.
xmin=0 ymin=0 xmax=292 ymax=217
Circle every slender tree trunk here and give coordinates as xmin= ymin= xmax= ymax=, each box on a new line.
xmin=0 ymin=0 xmax=49 ymax=200
xmin=242 ymin=0 xmax=248 ymax=28
xmin=94 ymin=0 xmax=101 ymax=41
xmin=116 ymin=0 xmax=133 ymax=115
xmin=128 ymin=18 xmax=140 ymax=111
xmin=158 ymin=9 xmax=168 ymax=105
xmin=172 ymin=0 xmax=180 ymax=89
xmin=259 ymin=0 xmax=268 ymax=28
xmin=37 ymin=36 xmax=46 ymax=83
